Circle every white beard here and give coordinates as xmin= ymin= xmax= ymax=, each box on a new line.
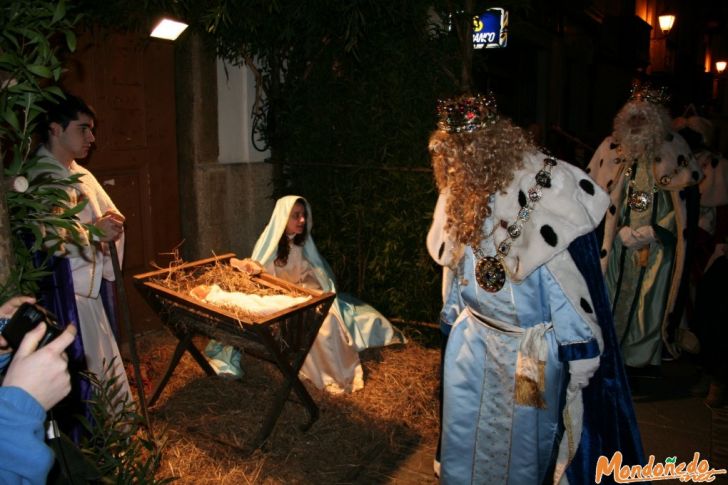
xmin=617 ymin=129 xmax=661 ymax=162
xmin=613 ymin=101 xmax=668 ymax=162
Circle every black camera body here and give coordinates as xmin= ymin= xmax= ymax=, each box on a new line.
xmin=1 ymin=303 xmax=63 ymax=350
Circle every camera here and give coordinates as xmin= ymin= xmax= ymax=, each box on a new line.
xmin=0 ymin=303 xmax=63 ymax=350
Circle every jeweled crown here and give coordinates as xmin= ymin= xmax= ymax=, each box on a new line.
xmin=628 ymin=80 xmax=670 ymax=106
xmin=436 ymin=93 xmax=498 ymax=133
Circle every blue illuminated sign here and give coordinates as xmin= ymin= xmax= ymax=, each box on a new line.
xmin=473 ymin=8 xmax=508 ymax=49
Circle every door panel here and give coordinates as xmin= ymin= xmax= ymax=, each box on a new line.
xmin=62 ymin=29 xmax=181 ymax=337
xmin=97 ymin=169 xmax=149 ymax=270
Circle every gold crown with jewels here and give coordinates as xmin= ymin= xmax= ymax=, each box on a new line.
xmin=436 ymin=93 xmax=499 ymax=133
xmin=629 ymin=80 xmax=671 ymax=106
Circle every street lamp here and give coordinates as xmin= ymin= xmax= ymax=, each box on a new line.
xmin=717 ymin=61 xmax=727 ymax=74
xmin=658 ymin=14 xmax=675 ymax=35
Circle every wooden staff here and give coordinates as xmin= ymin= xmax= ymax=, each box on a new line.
xmin=108 ymin=241 xmax=154 ymax=443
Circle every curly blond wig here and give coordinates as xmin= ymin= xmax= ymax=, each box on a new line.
xmin=429 ymin=117 xmax=535 ymax=248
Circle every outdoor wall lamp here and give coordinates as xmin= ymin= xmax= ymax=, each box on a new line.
xmin=150 ymin=18 xmax=188 ymax=41
xmin=658 ymin=14 xmax=675 ymax=35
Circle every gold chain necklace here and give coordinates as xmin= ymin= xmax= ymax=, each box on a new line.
xmin=471 ymin=156 xmax=557 ymax=292
xmin=616 ymin=144 xmax=661 ymax=213
xmin=624 ymin=164 xmax=659 ymax=213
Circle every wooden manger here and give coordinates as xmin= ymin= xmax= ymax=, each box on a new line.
xmin=133 ymin=253 xmax=335 ymax=450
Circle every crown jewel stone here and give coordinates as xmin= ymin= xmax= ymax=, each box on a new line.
xmin=436 ymin=93 xmax=498 ymax=133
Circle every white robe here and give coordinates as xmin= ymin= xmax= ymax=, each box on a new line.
xmin=264 ymin=244 xmax=364 ymax=394
xmin=36 ymin=147 xmax=131 ymax=401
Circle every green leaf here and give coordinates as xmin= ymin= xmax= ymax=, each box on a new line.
xmin=0 ymin=52 xmax=17 ymax=68
xmin=52 ymin=0 xmax=66 ymax=24
xmin=64 ymin=29 xmax=76 ymax=52
xmin=43 ymin=85 xmax=64 ymax=98
xmin=60 ymin=202 xmax=86 ymax=218
xmin=2 ymin=31 xmax=20 ymax=50
xmin=15 ymin=27 xmax=43 ymax=45
xmin=1 ymin=108 xmax=20 ymax=131
xmin=26 ymin=64 xmax=52 ymax=78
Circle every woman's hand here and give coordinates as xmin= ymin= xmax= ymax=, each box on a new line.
xmin=230 ymin=257 xmax=264 ymax=275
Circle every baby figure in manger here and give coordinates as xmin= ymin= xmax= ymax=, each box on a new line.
xmin=190 ymin=282 xmax=311 ymax=318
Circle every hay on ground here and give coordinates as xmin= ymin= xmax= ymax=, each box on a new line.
xmin=130 ymin=326 xmax=441 ymax=484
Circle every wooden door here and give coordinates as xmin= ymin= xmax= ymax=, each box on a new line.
xmin=61 ymin=29 xmax=181 ymax=338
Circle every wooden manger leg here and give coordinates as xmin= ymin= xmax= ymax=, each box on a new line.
xmin=148 ymin=333 xmax=189 ymax=406
xmin=148 ymin=327 xmax=216 ymax=406
xmin=248 ymin=327 xmax=319 ymax=449
xmin=183 ymin=337 xmax=218 ymax=376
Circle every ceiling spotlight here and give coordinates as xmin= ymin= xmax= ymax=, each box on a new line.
xmin=150 ymin=18 xmax=188 ymax=41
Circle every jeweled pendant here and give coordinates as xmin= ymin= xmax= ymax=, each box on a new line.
xmin=475 ymin=256 xmax=506 ymax=292
xmin=628 ymin=190 xmax=651 ymax=212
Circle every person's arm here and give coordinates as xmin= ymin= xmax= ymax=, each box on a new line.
xmin=0 ymin=319 xmax=76 ymax=485
xmin=543 ymin=260 xmax=602 ymax=386
xmin=0 ymin=386 xmax=53 ymax=484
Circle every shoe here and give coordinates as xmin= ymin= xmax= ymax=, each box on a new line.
xmin=705 ymin=382 xmax=726 ymax=408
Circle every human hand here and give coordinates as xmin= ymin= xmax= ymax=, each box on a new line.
xmin=230 ymin=257 xmax=264 ymax=275
xmin=0 ymin=296 xmax=36 ymax=354
xmin=568 ymin=356 xmax=600 ymax=390
xmin=2 ymin=324 xmax=76 ymax=410
xmin=618 ymin=225 xmax=656 ymax=249
xmin=95 ymin=211 xmax=125 ymax=242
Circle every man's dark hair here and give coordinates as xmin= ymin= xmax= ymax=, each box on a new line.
xmin=37 ymin=92 xmax=95 ymax=144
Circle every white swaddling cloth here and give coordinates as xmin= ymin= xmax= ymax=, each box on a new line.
xmin=193 ymin=284 xmax=311 ymax=317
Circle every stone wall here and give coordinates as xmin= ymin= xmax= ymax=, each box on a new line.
xmin=175 ymin=33 xmax=274 ymax=262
